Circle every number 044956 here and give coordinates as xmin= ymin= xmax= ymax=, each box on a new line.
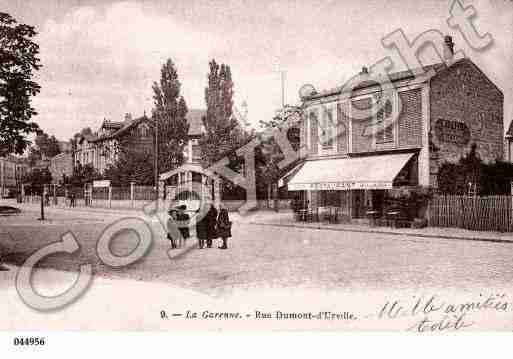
xmin=13 ymin=337 xmax=46 ymax=346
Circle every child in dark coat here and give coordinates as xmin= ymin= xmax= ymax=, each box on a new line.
xmin=167 ymin=209 xmax=178 ymax=249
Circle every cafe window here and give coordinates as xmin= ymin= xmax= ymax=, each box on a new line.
xmin=375 ymin=98 xmax=394 ymax=144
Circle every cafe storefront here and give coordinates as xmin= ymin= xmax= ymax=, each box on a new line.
xmin=285 ymin=152 xmax=418 ymax=223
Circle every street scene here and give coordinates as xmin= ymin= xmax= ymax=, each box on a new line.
xmin=1 ymin=0 xmax=513 ymax=336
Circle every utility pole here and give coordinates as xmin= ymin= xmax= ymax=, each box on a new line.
xmin=275 ymin=70 xmax=286 ymax=212
xmin=281 ymin=70 xmax=285 ymax=123
xmin=154 ymin=111 xmax=159 ymax=211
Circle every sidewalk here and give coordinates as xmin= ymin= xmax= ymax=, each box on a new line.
xmin=1 ymin=198 xmax=151 ymax=217
xmin=247 ymin=210 xmax=513 ymax=243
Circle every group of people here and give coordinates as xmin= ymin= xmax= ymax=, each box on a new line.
xmin=167 ymin=203 xmax=232 ymax=250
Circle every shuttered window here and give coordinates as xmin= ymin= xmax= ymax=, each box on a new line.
xmin=375 ymin=99 xmax=394 ymax=144
xmin=320 ymin=107 xmax=335 ymax=151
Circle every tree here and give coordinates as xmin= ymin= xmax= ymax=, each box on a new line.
xmin=152 ymin=59 xmax=189 ymax=176
xmin=199 ymin=60 xmax=252 ymax=199
xmin=437 ymin=143 xmax=513 ymax=195
xmin=69 ymin=162 xmax=100 ymax=187
xmin=23 ymin=167 xmax=52 ymax=194
xmin=103 ymin=150 xmax=154 ymax=186
xmin=254 ymin=107 xmax=302 ymax=199
xmin=0 ymin=12 xmax=41 ymax=157
xmin=35 ymin=131 xmax=61 ymax=158
xmin=27 ymin=146 xmax=41 ymax=166
xmin=200 ymin=59 xmax=247 ymax=165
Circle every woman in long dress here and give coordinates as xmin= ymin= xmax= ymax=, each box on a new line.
xmin=216 ymin=206 xmax=231 ymax=249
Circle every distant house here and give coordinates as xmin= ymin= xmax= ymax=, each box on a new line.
xmin=0 ymin=156 xmax=28 ymax=198
xmin=49 ymin=152 xmax=74 ymax=184
xmin=183 ymin=109 xmax=206 ymax=164
xmin=74 ymin=114 xmax=153 ymax=174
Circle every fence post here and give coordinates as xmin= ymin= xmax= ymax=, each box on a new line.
xmin=130 ymin=182 xmax=135 ymax=208
xmin=108 ymin=186 xmax=112 ymax=208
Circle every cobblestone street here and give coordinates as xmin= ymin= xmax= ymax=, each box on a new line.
xmin=3 ymin=204 xmax=513 ymax=295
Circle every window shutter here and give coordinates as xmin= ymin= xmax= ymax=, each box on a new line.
xmin=376 ymin=99 xmax=394 ymax=144
xmin=309 ymin=110 xmax=318 ymax=154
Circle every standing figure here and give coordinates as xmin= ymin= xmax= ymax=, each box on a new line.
xmin=206 ymin=204 xmax=218 ymax=248
xmin=196 ymin=205 xmax=209 ymax=249
xmin=176 ymin=205 xmax=190 ymax=248
xmin=217 ymin=206 xmax=231 ymax=249
xmin=167 ymin=209 xmax=178 ymax=249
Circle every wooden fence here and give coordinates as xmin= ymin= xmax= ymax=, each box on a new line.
xmin=429 ymin=195 xmax=513 ymax=232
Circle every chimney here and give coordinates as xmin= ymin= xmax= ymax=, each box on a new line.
xmin=443 ymin=35 xmax=454 ymax=60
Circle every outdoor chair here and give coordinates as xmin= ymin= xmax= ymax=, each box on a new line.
xmin=306 ymin=208 xmax=318 ymax=222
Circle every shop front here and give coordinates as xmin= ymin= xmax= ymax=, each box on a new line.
xmin=285 ymin=152 xmax=419 ymax=224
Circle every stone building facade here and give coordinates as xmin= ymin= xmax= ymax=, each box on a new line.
xmin=284 ymin=37 xmax=503 ymax=221
xmin=0 ymin=156 xmax=28 ymax=198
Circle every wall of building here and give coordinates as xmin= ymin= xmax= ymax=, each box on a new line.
xmin=429 ymin=59 xmax=504 ymax=186
xmin=302 ymin=86 xmax=425 ymax=158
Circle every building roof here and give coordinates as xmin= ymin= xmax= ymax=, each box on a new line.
xmin=100 ymin=120 xmax=124 ymax=130
xmin=187 ymin=109 xmax=206 ymax=137
xmin=304 ymin=58 xmax=502 ymax=104
xmin=110 ymin=116 xmax=148 ymax=138
xmin=304 ymin=62 xmax=447 ymax=101
xmin=77 ymin=110 xmax=206 ymax=145
xmin=92 ymin=116 xmax=148 ymax=142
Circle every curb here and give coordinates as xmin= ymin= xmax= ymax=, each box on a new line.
xmin=248 ymin=221 xmax=513 ymax=244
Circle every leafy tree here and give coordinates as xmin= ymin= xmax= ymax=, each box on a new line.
xmin=152 ymin=59 xmax=189 ymax=176
xmin=22 ymin=167 xmax=52 ymax=193
xmin=27 ymin=146 xmax=41 ymax=166
xmin=437 ymin=143 xmax=513 ymax=195
xmin=199 ymin=60 xmax=253 ymax=199
xmin=254 ymin=108 xmax=302 ymax=199
xmin=80 ymin=127 xmax=93 ymax=137
xmin=69 ymin=162 xmax=100 ymax=187
xmin=200 ymin=59 xmax=248 ymax=165
xmin=0 ymin=12 xmax=41 ymax=157
xmin=103 ymin=151 xmax=154 ymax=187
xmin=35 ymin=131 xmax=61 ymax=158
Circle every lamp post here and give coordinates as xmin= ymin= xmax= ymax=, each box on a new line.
xmin=39 ymin=184 xmax=45 ymax=221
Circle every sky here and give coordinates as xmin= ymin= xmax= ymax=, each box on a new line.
xmin=2 ymin=0 xmax=512 ymax=141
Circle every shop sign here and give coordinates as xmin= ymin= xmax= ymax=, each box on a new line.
xmin=93 ymin=180 xmax=111 ymax=188
xmin=289 ymin=181 xmax=393 ymax=191
xmin=435 ymin=119 xmax=471 ymax=146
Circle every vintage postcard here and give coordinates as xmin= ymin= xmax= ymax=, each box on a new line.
xmin=1 ymin=0 xmax=513 ymax=342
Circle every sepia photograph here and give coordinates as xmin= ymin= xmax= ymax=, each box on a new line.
xmin=1 ymin=0 xmax=513 ymax=349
